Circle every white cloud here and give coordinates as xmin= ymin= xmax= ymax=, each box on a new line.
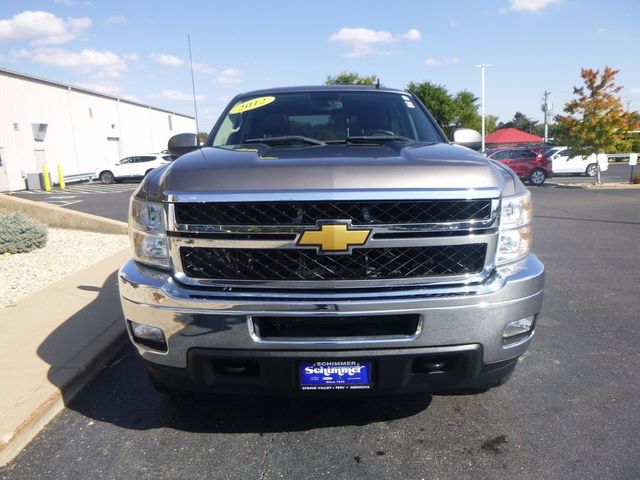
xmin=402 ymin=28 xmax=421 ymax=41
xmin=216 ymin=68 xmax=242 ymax=85
xmin=329 ymin=27 xmax=421 ymax=57
xmin=54 ymin=0 xmax=74 ymax=6
xmin=104 ymin=15 xmax=127 ymax=25
xmin=123 ymin=52 xmax=138 ymax=61
xmin=502 ymin=0 xmax=561 ymax=13
xmin=149 ymin=52 xmax=185 ymax=67
xmin=424 ymin=57 xmax=459 ymax=66
xmin=26 ymin=47 xmax=127 ymax=78
xmin=597 ymin=27 xmax=607 ymax=33
xmin=631 ymin=88 xmax=640 ymax=94
xmin=449 ymin=17 xmax=458 ymax=28
xmin=151 ymin=89 xmax=204 ymax=101
xmin=0 ymin=11 xmax=91 ymax=45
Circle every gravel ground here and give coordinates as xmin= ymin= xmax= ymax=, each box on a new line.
xmin=0 ymin=228 xmax=128 ymax=308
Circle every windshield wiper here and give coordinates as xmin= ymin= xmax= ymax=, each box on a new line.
xmin=345 ymin=135 xmax=413 ymax=143
xmin=245 ymin=135 xmax=326 ymax=146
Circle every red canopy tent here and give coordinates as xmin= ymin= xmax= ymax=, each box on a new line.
xmin=485 ymin=128 xmax=543 ymax=147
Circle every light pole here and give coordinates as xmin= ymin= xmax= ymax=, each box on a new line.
xmin=474 ymin=64 xmax=492 ymax=152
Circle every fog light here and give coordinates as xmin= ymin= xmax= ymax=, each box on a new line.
xmin=503 ymin=316 xmax=535 ymax=343
xmin=129 ymin=321 xmax=167 ymax=351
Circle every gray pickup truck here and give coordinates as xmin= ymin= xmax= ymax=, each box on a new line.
xmin=119 ymin=86 xmax=544 ymax=395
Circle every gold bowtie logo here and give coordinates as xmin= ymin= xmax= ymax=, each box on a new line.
xmin=298 ymin=223 xmax=371 ymax=254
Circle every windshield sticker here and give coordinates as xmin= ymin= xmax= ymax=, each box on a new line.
xmin=230 ymin=96 xmax=276 ymax=114
xmin=404 ymin=100 xmax=415 ymax=108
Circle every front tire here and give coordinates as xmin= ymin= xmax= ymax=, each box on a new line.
xmin=99 ymin=171 xmax=115 ymax=184
xmin=528 ymin=168 xmax=547 ymax=185
xmin=585 ymin=163 xmax=598 ymax=177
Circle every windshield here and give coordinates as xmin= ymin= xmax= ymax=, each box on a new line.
xmin=211 ymin=91 xmax=444 ymax=147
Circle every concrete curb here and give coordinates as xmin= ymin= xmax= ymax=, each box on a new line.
xmin=0 ymin=249 xmax=130 ymax=467
xmin=544 ymin=182 xmax=640 ymax=190
xmin=0 ymin=193 xmax=127 ymax=234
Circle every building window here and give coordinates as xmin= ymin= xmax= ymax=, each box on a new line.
xmin=168 ymin=115 xmax=173 ymax=131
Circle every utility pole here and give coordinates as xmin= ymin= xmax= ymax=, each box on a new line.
xmin=474 ymin=64 xmax=492 ymax=152
xmin=542 ymin=90 xmax=551 ymax=144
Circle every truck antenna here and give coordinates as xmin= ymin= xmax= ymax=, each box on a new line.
xmin=187 ymin=34 xmax=200 ymax=137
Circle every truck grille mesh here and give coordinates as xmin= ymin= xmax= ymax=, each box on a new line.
xmin=174 ymin=200 xmax=491 ymax=226
xmin=180 ymin=244 xmax=487 ymax=281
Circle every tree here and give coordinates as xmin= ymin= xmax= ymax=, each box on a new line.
xmin=406 ymin=81 xmax=456 ymax=130
xmin=325 ymin=72 xmax=378 ymax=86
xmin=451 ymin=90 xmax=481 ymax=131
xmin=406 ymin=81 xmax=497 ymax=136
xmin=546 ymin=122 xmax=570 ymax=145
xmin=556 ymin=66 xmax=640 ymax=183
xmin=484 ymin=114 xmax=499 ymax=135
xmin=498 ymin=112 xmax=540 ymax=134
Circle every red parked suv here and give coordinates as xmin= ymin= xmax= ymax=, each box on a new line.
xmin=485 ymin=147 xmax=553 ymax=185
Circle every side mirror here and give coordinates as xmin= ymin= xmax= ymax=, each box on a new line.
xmin=168 ymin=133 xmax=199 ymax=157
xmin=451 ymin=128 xmax=482 ymax=151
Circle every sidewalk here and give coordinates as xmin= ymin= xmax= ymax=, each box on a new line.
xmin=0 ymin=248 xmax=130 ymax=466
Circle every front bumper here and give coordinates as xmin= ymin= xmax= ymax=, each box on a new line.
xmin=119 ymin=254 xmax=544 ymax=393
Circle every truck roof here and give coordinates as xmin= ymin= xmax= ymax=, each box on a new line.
xmin=237 ymin=85 xmax=407 ymax=97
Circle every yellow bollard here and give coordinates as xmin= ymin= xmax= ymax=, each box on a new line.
xmin=42 ymin=164 xmax=51 ymax=192
xmin=57 ymin=163 xmax=65 ymax=190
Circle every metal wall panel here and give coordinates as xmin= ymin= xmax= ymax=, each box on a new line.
xmin=0 ymin=70 xmax=196 ymax=192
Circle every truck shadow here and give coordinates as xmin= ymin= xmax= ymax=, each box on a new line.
xmin=70 ymin=344 xmax=434 ymax=434
xmin=37 ymin=271 xmax=432 ymax=435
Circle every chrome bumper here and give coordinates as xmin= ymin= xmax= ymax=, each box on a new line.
xmin=119 ymin=255 xmax=544 ymax=369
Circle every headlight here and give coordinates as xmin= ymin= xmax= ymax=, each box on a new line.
xmin=129 ymin=197 xmax=170 ymax=268
xmin=497 ymin=191 xmax=532 ymax=265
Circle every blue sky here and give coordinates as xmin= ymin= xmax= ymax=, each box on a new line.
xmin=1 ymin=0 xmax=639 ymax=131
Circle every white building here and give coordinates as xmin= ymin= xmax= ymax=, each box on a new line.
xmin=0 ymin=67 xmax=196 ymax=192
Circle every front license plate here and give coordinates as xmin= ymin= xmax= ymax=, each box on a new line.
xmin=300 ymin=361 xmax=371 ymax=391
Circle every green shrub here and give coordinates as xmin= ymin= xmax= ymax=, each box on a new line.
xmin=0 ymin=212 xmax=48 ymax=254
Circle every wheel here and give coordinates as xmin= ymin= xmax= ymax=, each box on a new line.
xmin=99 ymin=171 xmax=115 ymax=184
xmin=585 ymin=163 xmax=598 ymax=177
xmin=528 ymin=168 xmax=547 ymax=185
xmin=148 ymin=373 xmax=183 ymax=396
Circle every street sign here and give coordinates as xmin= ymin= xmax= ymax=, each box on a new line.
xmin=630 ymin=153 xmax=638 ymax=166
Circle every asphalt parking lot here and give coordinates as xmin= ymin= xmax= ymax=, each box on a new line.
xmin=8 ymin=164 xmax=637 ymax=224
xmin=1 ymin=186 xmax=639 ymax=479
xmin=11 ymin=181 xmax=138 ymax=222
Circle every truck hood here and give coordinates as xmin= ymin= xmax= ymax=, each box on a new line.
xmin=140 ymin=142 xmax=518 ymax=202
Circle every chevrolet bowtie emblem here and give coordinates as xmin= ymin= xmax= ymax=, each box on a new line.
xmin=298 ymin=222 xmax=371 ymax=254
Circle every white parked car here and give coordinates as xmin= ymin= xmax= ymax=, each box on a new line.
xmin=96 ymin=154 xmax=175 ymax=184
xmin=544 ymin=147 xmax=608 ymax=177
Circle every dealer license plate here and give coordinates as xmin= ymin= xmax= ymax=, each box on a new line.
xmin=299 ymin=361 xmax=371 ymax=391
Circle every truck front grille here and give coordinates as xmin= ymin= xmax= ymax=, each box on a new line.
xmin=174 ymin=200 xmax=492 ymax=226
xmin=180 ymin=244 xmax=487 ymax=281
